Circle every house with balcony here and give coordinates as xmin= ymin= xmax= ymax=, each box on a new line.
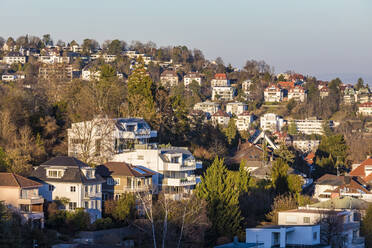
xmin=288 ymin=118 xmax=333 ymax=135
xmin=112 ymin=147 xmax=201 ymax=200
xmin=242 ymin=80 xmax=253 ymax=96
xmin=0 ymin=173 xmax=45 ymax=228
xmin=264 ymin=84 xmax=283 ymax=102
xmin=358 ymin=102 xmax=372 ymax=116
xmin=343 ymin=87 xmax=356 ymax=105
xmin=212 ymin=86 xmax=235 ymax=101
xmin=314 ymin=174 xmax=372 ymax=202
xmin=211 ymin=73 xmax=230 ymax=87
xmin=226 ymin=102 xmax=248 ymax=116
xmin=211 ymin=110 xmax=230 ymax=126
xmin=356 ymin=88 xmax=371 ymax=103
xmin=160 ymin=70 xmax=179 ymax=87
xmin=260 ymin=113 xmax=285 ymax=132
xmin=278 ymin=208 xmax=364 ymax=248
xmin=320 ymin=86 xmax=329 ymax=99
xmin=235 ymin=111 xmax=254 ymax=131
xmin=82 ymin=65 xmax=101 ymax=81
xmin=246 ymin=225 xmax=322 ymax=248
xmin=30 ymin=156 xmax=104 ymax=222
xmin=184 ymin=72 xmax=202 ymax=87
xmin=67 ymin=117 xmax=157 ymax=164
xmin=193 ymin=101 xmax=221 ymax=117
xmin=96 ymin=161 xmax=154 ymax=201
xmin=288 ymin=85 xmax=307 ymax=102
xmin=2 ymin=52 xmax=27 ymax=65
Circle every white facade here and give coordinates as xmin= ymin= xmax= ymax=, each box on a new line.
xmin=82 ymin=68 xmax=101 ymax=81
xmin=288 ymin=86 xmax=307 ymax=102
xmin=39 ymin=55 xmax=70 ymax=64
xmin=235 ymin=112 xmax=254 ymax=131
xmin=3 ymin=55 xmax=26 ymax=64
xmin=212 ymin=86 xmax=235 ymax=101
xmin=184 ymin=73 xmax=202 ymax=87
xmin=290 ymin=118 xmax=332 ymax=135
xmin=193 ymin=101 xmax=220 ymax=116
xmin=226 ymin=102 xmax=248 ymax=116
xmin=358 ymin=102 xmax=372 ymax=116
xmin=242 ymin=80 xmax=253 ymax=95
xmin=260 ymin=113 xmax=285 ymax=132
xmin=211 ymin=110 xmax=230 ymax=126
xmin=160 ymin=71 xmax=178 ymax=87
xmin=67 ymin=118 xmax=157 ymax=163
xmin=264 ymin=85 xmax=283 ymax=102
xmin=112 ymin=147 xmax=201 ymax=199
xmin=292 ymin=140 xmax=320 ymax=153
xmin=246 ymin=225 xmax=321 ymax=248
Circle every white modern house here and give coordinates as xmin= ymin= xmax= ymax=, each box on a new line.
xmin=226 ymin=102 xmax=248 ymax=116
xmin=264 ymin=84 xmax=283 ymax=102
xmin=242 ymin=80 xmax=253 ymax=95
xmin=67 ymin=118 xmax=157 ymax=163
xmin=289 ymin=118 xmax=333 ymax=135
xmin=246 ymin=225 xmax=321 ymax=248
xmin=82 ymin=67 xmax=101 ymax=81
xmin=184 ymin=72 xmax=202 ymax=87
xmin=212 ymin=86 xmax=235 ymax=101
xmin=193 ymin=101 xmax=221 ymax=117
xmin=30 ymin=156 xmax=104 ymax=222
xmin=112 ymin=147 xmax=202 ymax=200
xmin=235 ymin=111 xmax=254 ymax=131
xmin=39 ymin=55 xmax=70 ymax=64
xmin=260 ymin=113 xmax=285 ymax=132
xmin=3 ymin=52 xmax=27 ymax=65
xmin=211 ymin=73 xmax=230 ymax=87
xmin=292 ymin=139 xmax=320 ymax=153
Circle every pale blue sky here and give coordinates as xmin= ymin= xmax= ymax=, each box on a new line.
xmin=2 ymin=0 xmax=372 ymax=83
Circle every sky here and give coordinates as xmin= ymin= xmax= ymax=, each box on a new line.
xmin=1 ymin=0 xmax=372 ymax=83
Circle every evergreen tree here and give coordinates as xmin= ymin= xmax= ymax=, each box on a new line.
xmin=274 ymin=143 xmax=295 ymax=164
xmin=197 ymin=157 xmax=242 ymax=240
xmin=225 ymin=118 xmax=237 ymax=145
xmin=288 ymin=121 xmax=298 ymax=136
xmin=126 ymin=59 xmax=156 ymax=121
xmin=271 ymin=158 xmax=289 ymax=195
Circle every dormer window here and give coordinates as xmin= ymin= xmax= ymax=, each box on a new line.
xmin=171 ymin=156 xmax=180 ymax=163
xmin=47 ymin=169 xmax=64 ymax=178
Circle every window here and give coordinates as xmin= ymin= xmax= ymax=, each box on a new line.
xmin=303 ymin=217 xmax=310 ymax=224
xmin=107 ymin=178 xmax=114 ymax=185
xmin=86 ymin=170 xmax=92 ymax=178
xmin=48 ymin=185 xmax=54 ymax=191
xmin=70 ymin=186 xmax=76 ymax=192
xmin=96 ymin=200 xmax=101 ymax=210
xmin=47 ymin=170 xmax=63 ymax=178
xmin=114 ymin=178 xmax=120 ymax=185
xmin=97 ymin=184 xmax=101 ymax=193
xmin=20 ymin=204 xmax=31 ymax=212
xmin=91 ymin=200 xmax=96 ymax=209
xmin=69 ymin=202 xmax=77 ymax=210
xmin=84 ymin=201 xmax=89 ymax=209
xmin=313 ymin=232 xmax=317 ymax=240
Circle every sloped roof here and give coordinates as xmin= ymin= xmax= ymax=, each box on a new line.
xmin=310 ymin=196 xmax=369 ymax=210
xmin=349 ymin=157 xmax=372 ymax=179
xmin=316 ymin=174 xmax=347 ymax=186
xmin=212 ymin=109 xmax=230 ymax=117
xmin=214 ymin=73 xmax=227 ymax=80
xmin=0 ymin=173 xmax=41 ymax=188
xmin=96 ymin=162 xmax=153 ymax=178
xmin=359 ymin=102 xmax=372 ymax=108
xmin=278 ymin=81 xmax=294 ymax=89
xmin=31 ymin=156 xmax=104 ymax=184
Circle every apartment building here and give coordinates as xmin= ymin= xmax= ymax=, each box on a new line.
xmin=288 ymin=85 xmax=307 ymax=102
xmin=235 ymin=111 xmax=254 ymax=131
xmin=30 ymin=156 xmax=104 ymax=222
xmin=260 ymin=113 xmax=285 ymax=132
xmin=0 ymin=173 xmax=45 ymax=228
xmin=38 ymin=63 xmax=73 ymax=81
xmin=82 ymin=66 xmax=101 ymax=81
xmin=358 ymin=102 xmax=372 ymax=116
xmin=67 ymin=118 xmax=157 ymax=163
xmin=211 ymin=110 xmax=230 ymax=126
xmin=319 ymin=86 xmax=329 ymax=99
xmin=2 ymin=52 xmax=27 ymax=64
xmin=39 ymin=55 xmax=70 ymax=64
xmin=112 ymin=147 xmax=201 ymax=200
xmin=212 ymin=86 xmax=235 ymax=101
xmin=211 ymin=73 xmax=230 ymax=87
xmin=242 ymin=80 xmax=253 ymax=95
xmin=160 ymin=70 xmax=179 ymax=87
xmin=193 ymin=101 xmax=221 ymax=116
xmin=264 ymin=84 xmax=283 ymax=102
xmin=226 ymin=102 xmax=248 ymax=116
xmin=184 ymin=72 xmax=202 ymax=87
xmin=289 ymin=118 xmax=333 ymax=135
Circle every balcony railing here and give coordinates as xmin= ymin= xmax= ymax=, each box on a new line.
xmin=164 ymin=176 xmax=196 ymax=186
xmin=18 ymin=196 xmax=44 ymax=205
xmin=164 ymin=162 xmax=196 ymax=171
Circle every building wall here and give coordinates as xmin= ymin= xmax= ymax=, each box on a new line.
xmin=0 ymin=186 xmax=20 ymax=207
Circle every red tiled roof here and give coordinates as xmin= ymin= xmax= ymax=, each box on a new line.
xmin=214 ymin=73 xmax=227 ymax=80
xmin=238 ymin=111 xmax=252 ymax=116
xmin=161 ymin=70 xmax=177 ymax=77
xmin=289 ymin=85 xmax=305 ymax=92
xmin=359 ymin=102 xmax=372 ymax=108
xmin=278 ymin=81 xmax=295 ymax=89
xmin=212 ymin=109 xmax=230 ymax=117
xmin=0 ymin=173 xmax=42 ymax=188
xmin=265 ymin=84 xmax=281 ymax=91
xmin=320 ymin=86 xmax=329 ymax=92
xmin=349 ymin=157 xmax=372 ymax=180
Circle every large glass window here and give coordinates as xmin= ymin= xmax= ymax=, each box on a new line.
xmin=69 ymin=202 xmax=77 ymax=210
xmin=47 ymin=170 xmax=63 ymax=178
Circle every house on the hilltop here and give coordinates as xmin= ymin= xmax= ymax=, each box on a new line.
xmin=264 ymin=84 xmax=283 ymax=102
xmin=211 ymin=110 xmax=230 ymax=126
xmin=160 ymin=70 xmax=179 ymax=87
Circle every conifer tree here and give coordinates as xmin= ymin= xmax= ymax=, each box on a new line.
xmin=126 ymin=59 xmax=156 ymax=121
xmin=197 ymin=157 xmax=242 ymax=240
xmin=225 ymin=118 xmax=237 ymax=145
